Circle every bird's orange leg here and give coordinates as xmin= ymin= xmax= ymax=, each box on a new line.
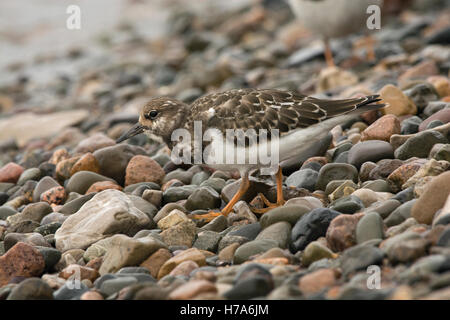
xmin=324 ymin=38 xmax=335 ymax=68
xmin=251 ymin=166 xmax=285 ymax=214
xmin=191 ymin=173 xmax=250 ymax=222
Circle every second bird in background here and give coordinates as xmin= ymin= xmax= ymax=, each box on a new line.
xmin=287 ymin=0 xmax=384 ymax=66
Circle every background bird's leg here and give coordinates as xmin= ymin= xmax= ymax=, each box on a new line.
xmin=323 ymin=37 xmax=335 ymax=67
xmin=191 ymin=170 xmax=250 ymax=222
xmin=252 ymin=166 xmax=285 ymax=214
xmin=365 ymin=34 xmax=376 ymax=61
xmin=353 ymin=34 xmax=376 ymax=62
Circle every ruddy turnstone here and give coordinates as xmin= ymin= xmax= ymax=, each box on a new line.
xmin=287 ymin=0 xmax=384 ymax=66
xmin=117 ymin=88 xmax=385 ymax=221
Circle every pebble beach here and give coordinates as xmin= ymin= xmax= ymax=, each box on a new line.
xmin=0 ymin=0 xmax=450 ymax=300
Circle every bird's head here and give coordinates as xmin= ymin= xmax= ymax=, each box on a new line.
xmin=116 ymin=97 xmax=189 ymax=145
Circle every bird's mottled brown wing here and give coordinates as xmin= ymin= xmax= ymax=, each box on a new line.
xmin=187 ymin=88 xmax=381 ymax=134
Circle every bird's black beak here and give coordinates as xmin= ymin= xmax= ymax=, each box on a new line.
xmin=116 ymin=123 xmax=147 ymax=143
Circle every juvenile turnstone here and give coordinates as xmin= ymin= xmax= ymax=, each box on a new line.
xmin=117 ymin=88 xmax=385 ymax=221
xmin=287 ymin=0 xmax=384 ymax=66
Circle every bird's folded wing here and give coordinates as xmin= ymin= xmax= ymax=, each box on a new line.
xmin=187 ymin=88 xmax=384 ymax=134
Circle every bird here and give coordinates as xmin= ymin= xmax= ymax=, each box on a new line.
xmin=117 ymin=88 xmax=385 ymax=221
xmin=287 ymin=0 xmax=384 ymax=66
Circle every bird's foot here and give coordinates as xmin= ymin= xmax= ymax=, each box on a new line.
xmin=250 ymin=193 xmax=285 ymax=214
xmin=191 ymin=211 xmax=224 ymax=223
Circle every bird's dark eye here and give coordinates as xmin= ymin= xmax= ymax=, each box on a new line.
xmin=146 ymin=110 xmax=158 ymax=120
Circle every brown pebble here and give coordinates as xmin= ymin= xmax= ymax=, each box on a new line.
xmin=169 ymin=280 xmax=217 ymax=300
xmin=85 ymin=181 xmax=122 ymax=194
xmin=125 ymin=155 xmax=166 ymax=186
xmin=361 ymin=114 xmax=400 ymax=142
xmin=326 ymin=213 xmax=364 ymax=252
xmin=140 ymin=248 xmax=173 ymax=278
xmin=298 ymin=268 xmax=337 ymax=295
xmin=0 ymin=162 xmax=24 ymax=184
xmin=70 ymin=152 xmax=101 ymax=176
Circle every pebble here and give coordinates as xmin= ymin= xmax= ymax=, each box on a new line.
xmin=356 ymin=212 xmax=385 ymax=244
xmin=352 ymin=188 xmax=392 ymax=207
xmin=53 ymin=281 xmax=89 ymax=300
xmin=255 ymin=221 xmax=291 ymax=249
xmin=70 ymin=153 xmax=101 ymax=176
xmin=433 ymin=195 xmax=450 ymax=226
xmin=55 ymin=190 xmax=152 ymax=251
xmin=436 ymin=228 xmax=450 ymax=247
xmin=301 ymin=241 xmax=336 ymax=267
xmin=0 ymin=242 xmax=45 ymax=286
xmin=185 ymin=187 xmax=221 ymax=211
xmin=169 ymin=279 xmax=217 ymax=300
xmin=404 ymin=83 xmax=439 ymax=111
xmin=365 ymin=199 xmax=401 ymax=219
xmin=40 ymin=186 xmax=66 ymax=205
xmin=316 ymin=164 xmax=358 ymax=190
xmin=361 ymin=115 xmax=401 ymax=142
xmin=379 ymin=84 xmax=417 ymax=116
xmin=401 ymin=116 xmax=422 ymax=134
xmin=160 ymin=220 xmax=197 ymax=247
xmin=36 ymin=246 xmax=61 ymax=271
xmin=326 ymin=213 xmax=363 ymax=252
xmin=387 ymin=159 xmax=426 ymax=193
xmin=4 ymin=232 xmax=51 ymax=251
xmin=329 ymin=195 xmax=364 ymax=214
xmin=298 ymin=268 xmax=337 ymax=296
xmin=0 ymin=163 xmax=24 ymax=184
xmin=59 ymin=264 xmax=100 ymax=282
xmin=193 ymin=230 xmax=222 ymax=252
xmin=291 ymin=208 xmax=340 ymax=252
xmin=339 ymin=244 xmax=384 ymax=276
xmin=394 ymin=131 xmax=448 ymax=160
xmin=169 ymin=260 xmax=200 ymax=277
xmin=411 ymin=171 xmax=450 ymax=225
xmin=10 ymin=202 xmax=52 ymax=223
xmin=74 ymin=133 xmax=115 ymax=154
xmin=285 ymin=169 xmax=318 ymax=191
xmin=85 ymin=180 xmax=122 ymax=194
xmin=66 ymin=171 xmax=116 ymax=194
xmin=125 ymin=155 xmax=166 ymax=186
xmin=368 ymin=159 xmax=403 ymax=180
xmin=99 ymin=234 xmax=167 ymax=275
xmin=7 ymin=278 xmax=53 ymax=300
xmin=59 ymin=192 xmax=95 ymax=215
xmin=233 ymin=239 xmax=279 ymax=264
xmin=92 ymin=144 xmax=146 ymax=185
xmin=387 ymin=236 xmax=430 ymax=264
xmin=359 ymin=161 xmax=377 ymax=182
xmin=17 ymin=168 xmax=41 ymax=186
xmin=158 ymin=248 xmax=206 ymax=279
xmin=32 ymin=176 xmax=60 ymax=202
xmin=419 ymin=108 xmax=450 ymax=131
xmin=260 ymin=205 xmax=310 ymax=229
xmin=0 ymin=206 xmax=16 ymax=220
xmin=385 ymin=199 xmax=416 ymax=227
xmin=347 ymin=140 xmax=394 ymax=169
xmin=55 ymin=157 xmax=81 ymax=182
